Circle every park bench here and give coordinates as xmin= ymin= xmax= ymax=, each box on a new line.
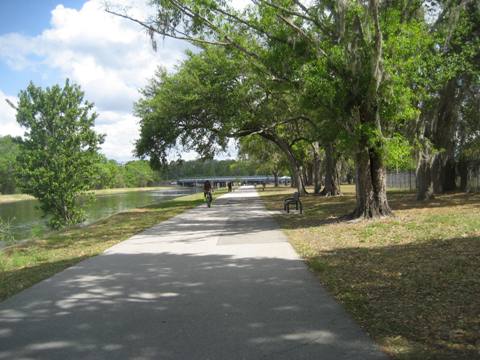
xmin=284 ymin=192 xmax=303 ymax=214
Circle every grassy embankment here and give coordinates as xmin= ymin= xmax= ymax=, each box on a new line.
xmin=259 ymin=185 xmax=480 ymax=360
xmin=0 ymin=186 xmax=176 ymax=204
xmin=0 ymin=190 xmax=220 ymax=302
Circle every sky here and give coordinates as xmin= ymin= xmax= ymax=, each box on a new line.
xmin=0 ymin=0 xmax=238 ymax=162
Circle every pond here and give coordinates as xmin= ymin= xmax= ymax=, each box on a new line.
xmin=0 ymin=187 xmax=196 ymax=241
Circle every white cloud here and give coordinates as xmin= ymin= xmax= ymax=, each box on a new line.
xmin=0 ymin=90 xmax=23 ymax=137
xmin=0 ymin=0 xmax=191 ymax=161
xmin=95 ymin=113 xmax=140 ymax=162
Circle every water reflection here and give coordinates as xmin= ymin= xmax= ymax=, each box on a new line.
xmin=0 ymin=188 xmax=195 ymax=240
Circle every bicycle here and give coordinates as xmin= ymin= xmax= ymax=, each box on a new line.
xmin=204 ymin=191 xmax=213 ymax=208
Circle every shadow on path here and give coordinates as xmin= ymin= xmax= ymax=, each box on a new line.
xmin=0 ymin=188 xmax=388 ymax=360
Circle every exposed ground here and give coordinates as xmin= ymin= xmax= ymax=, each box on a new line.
xmin=259 ymin=185 xmax=480 ymax=360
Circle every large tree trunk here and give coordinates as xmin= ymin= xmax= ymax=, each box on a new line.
xmin=429 ymin=79 xmax=458 ymax=194
xmin=352 ymin=145 xmax=392 ymax=218
xmin=320 ymin=143 xmax=342 ymax=196
xmin=443 ymin=158 xmax=457 ymax=191
xmin=416 ymin=148 xmax=435 ymax=200
xmin=416 ymin=109 xmax=435 ymax=200
xmin=348 ymin=0 xmax=392 ymax=218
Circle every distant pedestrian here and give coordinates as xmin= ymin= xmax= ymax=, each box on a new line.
xmin=228 ymin=181 xmax=233 ymax=192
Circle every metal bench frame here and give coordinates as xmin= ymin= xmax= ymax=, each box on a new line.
xmin=283 ymin=192 xmax=303 ymax=214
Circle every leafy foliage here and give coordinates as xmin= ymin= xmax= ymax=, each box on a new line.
xmin=159 ymin=158 xmax=260 ymax=179
xmin=15 ymin=80 xmax=104 ymax=229
xmin=0 ymin=136 xmax=21 ymax=194
xmin=238 ymin=135 xmax=290 ymax=179
xmin=385 ymin=134 xmax=415 ymax=171
xmin=0 ymin=217 xmax=15 ymax=244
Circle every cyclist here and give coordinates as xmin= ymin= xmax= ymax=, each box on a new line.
xmin=203 ymin=180 xmax=212 ymax=199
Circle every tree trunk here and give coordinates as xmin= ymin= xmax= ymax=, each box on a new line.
xmin=261 ymin=132 xmax=307 ymax=195
xmin=303 ymin=165 xmax=311 ymax=186
xmin=416 ymin=149 xmax=434 ymax=200
xmin=312 ymin=142 xmax=322 ymax=194
xmin=429 ymin=78 xmax=458 ymax=194
xmin=320 ymin=143 xmax=342 ymax=196
xmin=415 ymin=110 xmax=435 ymax=200
xmin=273 ymin=171 xmax=279 ymax=187
xmin=458 ymin=160 xmax=468 ymax=192
xmin=443 ymin=158 xmax=457 ymax=191
xmin=352 ymin=146 xmax=392 ymax=218
xmin=431 ymin=153 xmax=457 ymax=193
xmin=348 ymin=0 xmax=392 ymax=218
xmin=288 ymin=168 xmax=296 ymax=188
xmin=291 ymin=162 xmax=307 ymax=194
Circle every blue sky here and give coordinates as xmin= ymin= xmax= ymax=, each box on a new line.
xmin=0 ymin=0 xmax=211 ymax=161
xmin=0 ymin=0 xmax=239 ymax=161
xmin=0 ymin=1 xmax=84 ymax=94
xmin=0 ymin=1 xmax=84 ymax=35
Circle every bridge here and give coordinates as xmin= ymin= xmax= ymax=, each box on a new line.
xmin=175 ymin=176 xmax=291 ymax=187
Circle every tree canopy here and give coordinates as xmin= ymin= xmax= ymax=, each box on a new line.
xmin=15 ymin=80 xmax=104 ymax=229
xmin=114 ymin=0 xmax=479 ymax=218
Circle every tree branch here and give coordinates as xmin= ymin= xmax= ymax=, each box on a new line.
xmin=105 ymin=9 xmax=230 ymax=46
xmin=5 ymin=98 xmax=18 ymax=110
xmin=369 ymin=0 xmax=383 ymax=92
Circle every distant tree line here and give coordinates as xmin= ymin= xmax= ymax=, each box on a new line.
xmin=0 ymin=136 xmax=157 ymax=195
xmin=0 ymin=135 xmax=271 ymax=195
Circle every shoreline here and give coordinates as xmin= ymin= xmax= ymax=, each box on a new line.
xmin=0 ymin=190 xmax=222 ymax=302
xmin=0 ymin=186 xmax=177 ymax=205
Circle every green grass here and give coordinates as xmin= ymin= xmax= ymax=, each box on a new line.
xmin=0 ymin=190 xmax=221 ymax=302
xmin=259 ymin=185 xmax=480 ymax=360
xmin=0 ymin=193 xmax=35 ymax=204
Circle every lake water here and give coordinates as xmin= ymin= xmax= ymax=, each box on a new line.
xmin=0 ymin=187 xmax=196 ymax=241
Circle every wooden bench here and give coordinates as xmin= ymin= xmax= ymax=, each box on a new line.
xmin=284 ymin=192 xmax=303 ymax=214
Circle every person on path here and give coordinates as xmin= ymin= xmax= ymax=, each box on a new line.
xmin=203 ymin=180 xmax=212 ymax=199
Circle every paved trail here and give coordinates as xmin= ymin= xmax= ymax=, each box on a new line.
xmin=0 ymin=187 xmax=388 ymax=360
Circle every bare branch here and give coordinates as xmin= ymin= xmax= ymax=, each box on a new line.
xmin=5 ymin=98 xmax=17 ymax=110
xmin=107 ymin=6 xmax=300 ymax=85
xmin=256 ymin=0 xmax=317 ymax=27
xmin=209 ymin=5 xmax=286 ymax=44
xmin=105 ymin=9 xmax=230 ymax=46
xmin=369 ymin=0 xmax=383 ymax=92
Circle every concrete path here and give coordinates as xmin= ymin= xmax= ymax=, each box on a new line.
xmin=0 ymin=187 xmax=388 ymax=360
